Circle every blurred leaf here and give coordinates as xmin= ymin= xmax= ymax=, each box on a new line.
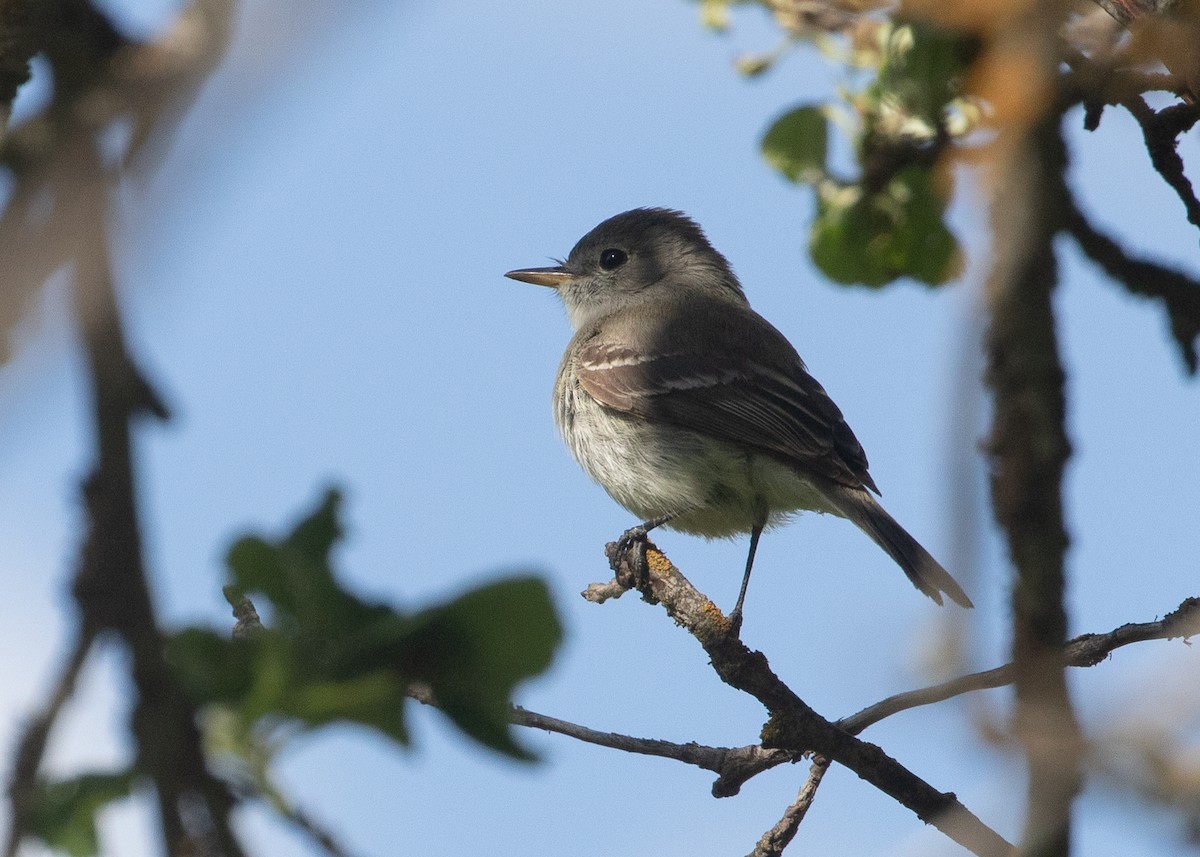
xmin=403 ymin=577 xmax=563 ymax=759
xmin=226 ymin=488 xmax=350 ymax=626
xmin=810 ymin=166 xmax=961 ymax=287
xmin=172 ymin=489 xmax=562 ymax=770
xmin=736 ymin=52 xmax=776 ymax=77
xmin=167 ymin=627 xmax=256 ymax=705
xmin=288 ymin=672 xmax=409 ymax=737
xmin=762 ymin=105 xmax=828 ymax=182
xmin=699 ymin=0 xmax=731 ymax=31
xmin=28 ymin=769 xmax=136 ymax=857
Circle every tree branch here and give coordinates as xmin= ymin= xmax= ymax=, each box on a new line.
xmin=985 ymin=107 xmax=1081 ymax=855
xmin=65 ymin=143 xmax=242 ymax=857
xmin=408 ymin=563 xmax=1193 ymax=855
xmin=3 ymin=626 xmax=98 ymax=857
xmin=1060 ymin=188 xmax=1200 ymax=375
xmin=587 ymin=539 xmax=1014 ymax=857
xmin=841 ymin=597 xmax=1200 ymax=733
xmin=747 ymin=757 xmax=830 ymax=857
xmin=409 ymin=683 xmax=802 ymax=799
xmin=1121 ymin=95 xmax=1200 ymax=233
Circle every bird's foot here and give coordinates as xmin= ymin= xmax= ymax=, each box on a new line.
xmin=606 ymin=525 xmax=651 ymax=592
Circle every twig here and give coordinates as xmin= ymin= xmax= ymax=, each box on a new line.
xmin=841 ymin=597 xmax=1200 ymax=734
xmin=436 ymin=591 xmax=1195 ymax=829
xmin=747 ymin=757 xmax=830 ymax=857
xmin=1121 ymin=95 xmax=1200 ymax=233
xmin=413 ymin=570 xmax=1193 ymax=854
xmin=1060 ymin=190 xmax=1200 ymax=375
xmin=408 ymin=683 xmax=801 ymax=798
xmin=512 ymin=705 xmax=783 ymax=787
xmin=591 ymin=539 xmax=1014 ymax=857
xmin=225 ymin=586 xmax=265 ymax=640
xmin=3 ymin=626 xmax=98 ymax=857
xmin=554 ymin=594 xmax=1199 ymax=787
xmin=279 ymin=805 xmax=359 ymax=857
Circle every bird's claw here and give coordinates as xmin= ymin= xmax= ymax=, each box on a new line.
xmin=607 ymin=525 xmax=651 ymax=590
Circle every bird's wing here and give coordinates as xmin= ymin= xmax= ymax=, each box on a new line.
xmin=575 ymin=300 xmax=878 ymax=493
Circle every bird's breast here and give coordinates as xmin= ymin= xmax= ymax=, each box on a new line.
xmin=553 ymin=372 xmax=840 ymax=536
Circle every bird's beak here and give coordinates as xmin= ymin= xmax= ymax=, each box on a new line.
xmin=504 ymin=265 xmax=575 ymax=288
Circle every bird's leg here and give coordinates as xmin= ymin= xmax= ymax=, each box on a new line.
xmin=617 ymin=513 xmax=673 ymax=552
xmin=608 ymin=514 xmax=674 ymax=591
xmin=727 ymin=523 xmax=764 ymax=637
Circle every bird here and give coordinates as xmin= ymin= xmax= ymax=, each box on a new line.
xmin=505 ymin=207 xmax=972 ymax=628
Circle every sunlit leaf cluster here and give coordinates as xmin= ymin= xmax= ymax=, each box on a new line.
xmin=758 ymin=21 xmax=977 ymax=286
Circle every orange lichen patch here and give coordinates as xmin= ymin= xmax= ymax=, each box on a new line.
xmin=701 ymin=598 xmax=730 ymax=625
xmin=645 ymin=547 xmax=676 ymax=575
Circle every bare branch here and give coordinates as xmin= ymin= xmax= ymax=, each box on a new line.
xmin=409 ymin=682 xmax=802 ymax=799
xmin=62 ymin=142 xmax=241 ymax=857
xmin=1121 ymin=96 xmax=1200 ymax=232
xmin=747 ymin=758 xmax=831 ymax=857
xmin=841 ymin=597 xmax=1200 ymax=733
xmin=262 ymin=802 xmax=359 ymax=857
xmin=1060 ymin=190 xmax=1200 ymax=375
xmin=428 ymin=589 xmax=1195 ymax=845
xmin=3 ymin=627 xmax=98 ymax=857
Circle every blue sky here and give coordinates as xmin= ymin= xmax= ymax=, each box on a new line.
xmin=2 ymin=0 xmax=1199 ymax=855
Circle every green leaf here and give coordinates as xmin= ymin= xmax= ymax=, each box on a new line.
xmin=402 ymin=577 xmax=563 ymax=760
xmin=166 ymin=627 xmax=256 ymax=705
xmin=226 ymin=488 xmax=344 ymax=617
xmin=289 ymin=672 xmax=409 ymax=739
xmin=178 ymin=489 xmax=563 ymax=769
xmin=761 ymin=105 xmax=828 ymax=183
xmin=810 ymin=166 xmax=961 ymax=287
xmin=28 ymin=769 xmax=136 ymax=857
xmin=226 ymin=489 xmax=375 ymax=641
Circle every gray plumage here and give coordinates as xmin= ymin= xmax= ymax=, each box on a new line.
xmin=506 ymin=207 xmax=971 ymax=610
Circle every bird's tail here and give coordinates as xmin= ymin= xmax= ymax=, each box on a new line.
xmin=827 ymin=487 xmax=973 ymax=608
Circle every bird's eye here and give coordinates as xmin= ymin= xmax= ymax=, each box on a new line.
xmin=599 ymin=248 xmax=628 ymax=271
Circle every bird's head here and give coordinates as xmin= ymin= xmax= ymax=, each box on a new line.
xmin=505 ymin=207 xmax=747 ymax=330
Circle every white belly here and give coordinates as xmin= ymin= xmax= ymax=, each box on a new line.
xmin=555 ymin=380 xmax=838 ymax=537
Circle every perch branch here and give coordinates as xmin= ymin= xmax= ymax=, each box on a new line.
xmin=587 ymin=538 xmax=1014 ymax=857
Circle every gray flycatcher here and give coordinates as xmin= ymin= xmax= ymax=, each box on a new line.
xmin=506 ymin=208 xmax=972 ymax=627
